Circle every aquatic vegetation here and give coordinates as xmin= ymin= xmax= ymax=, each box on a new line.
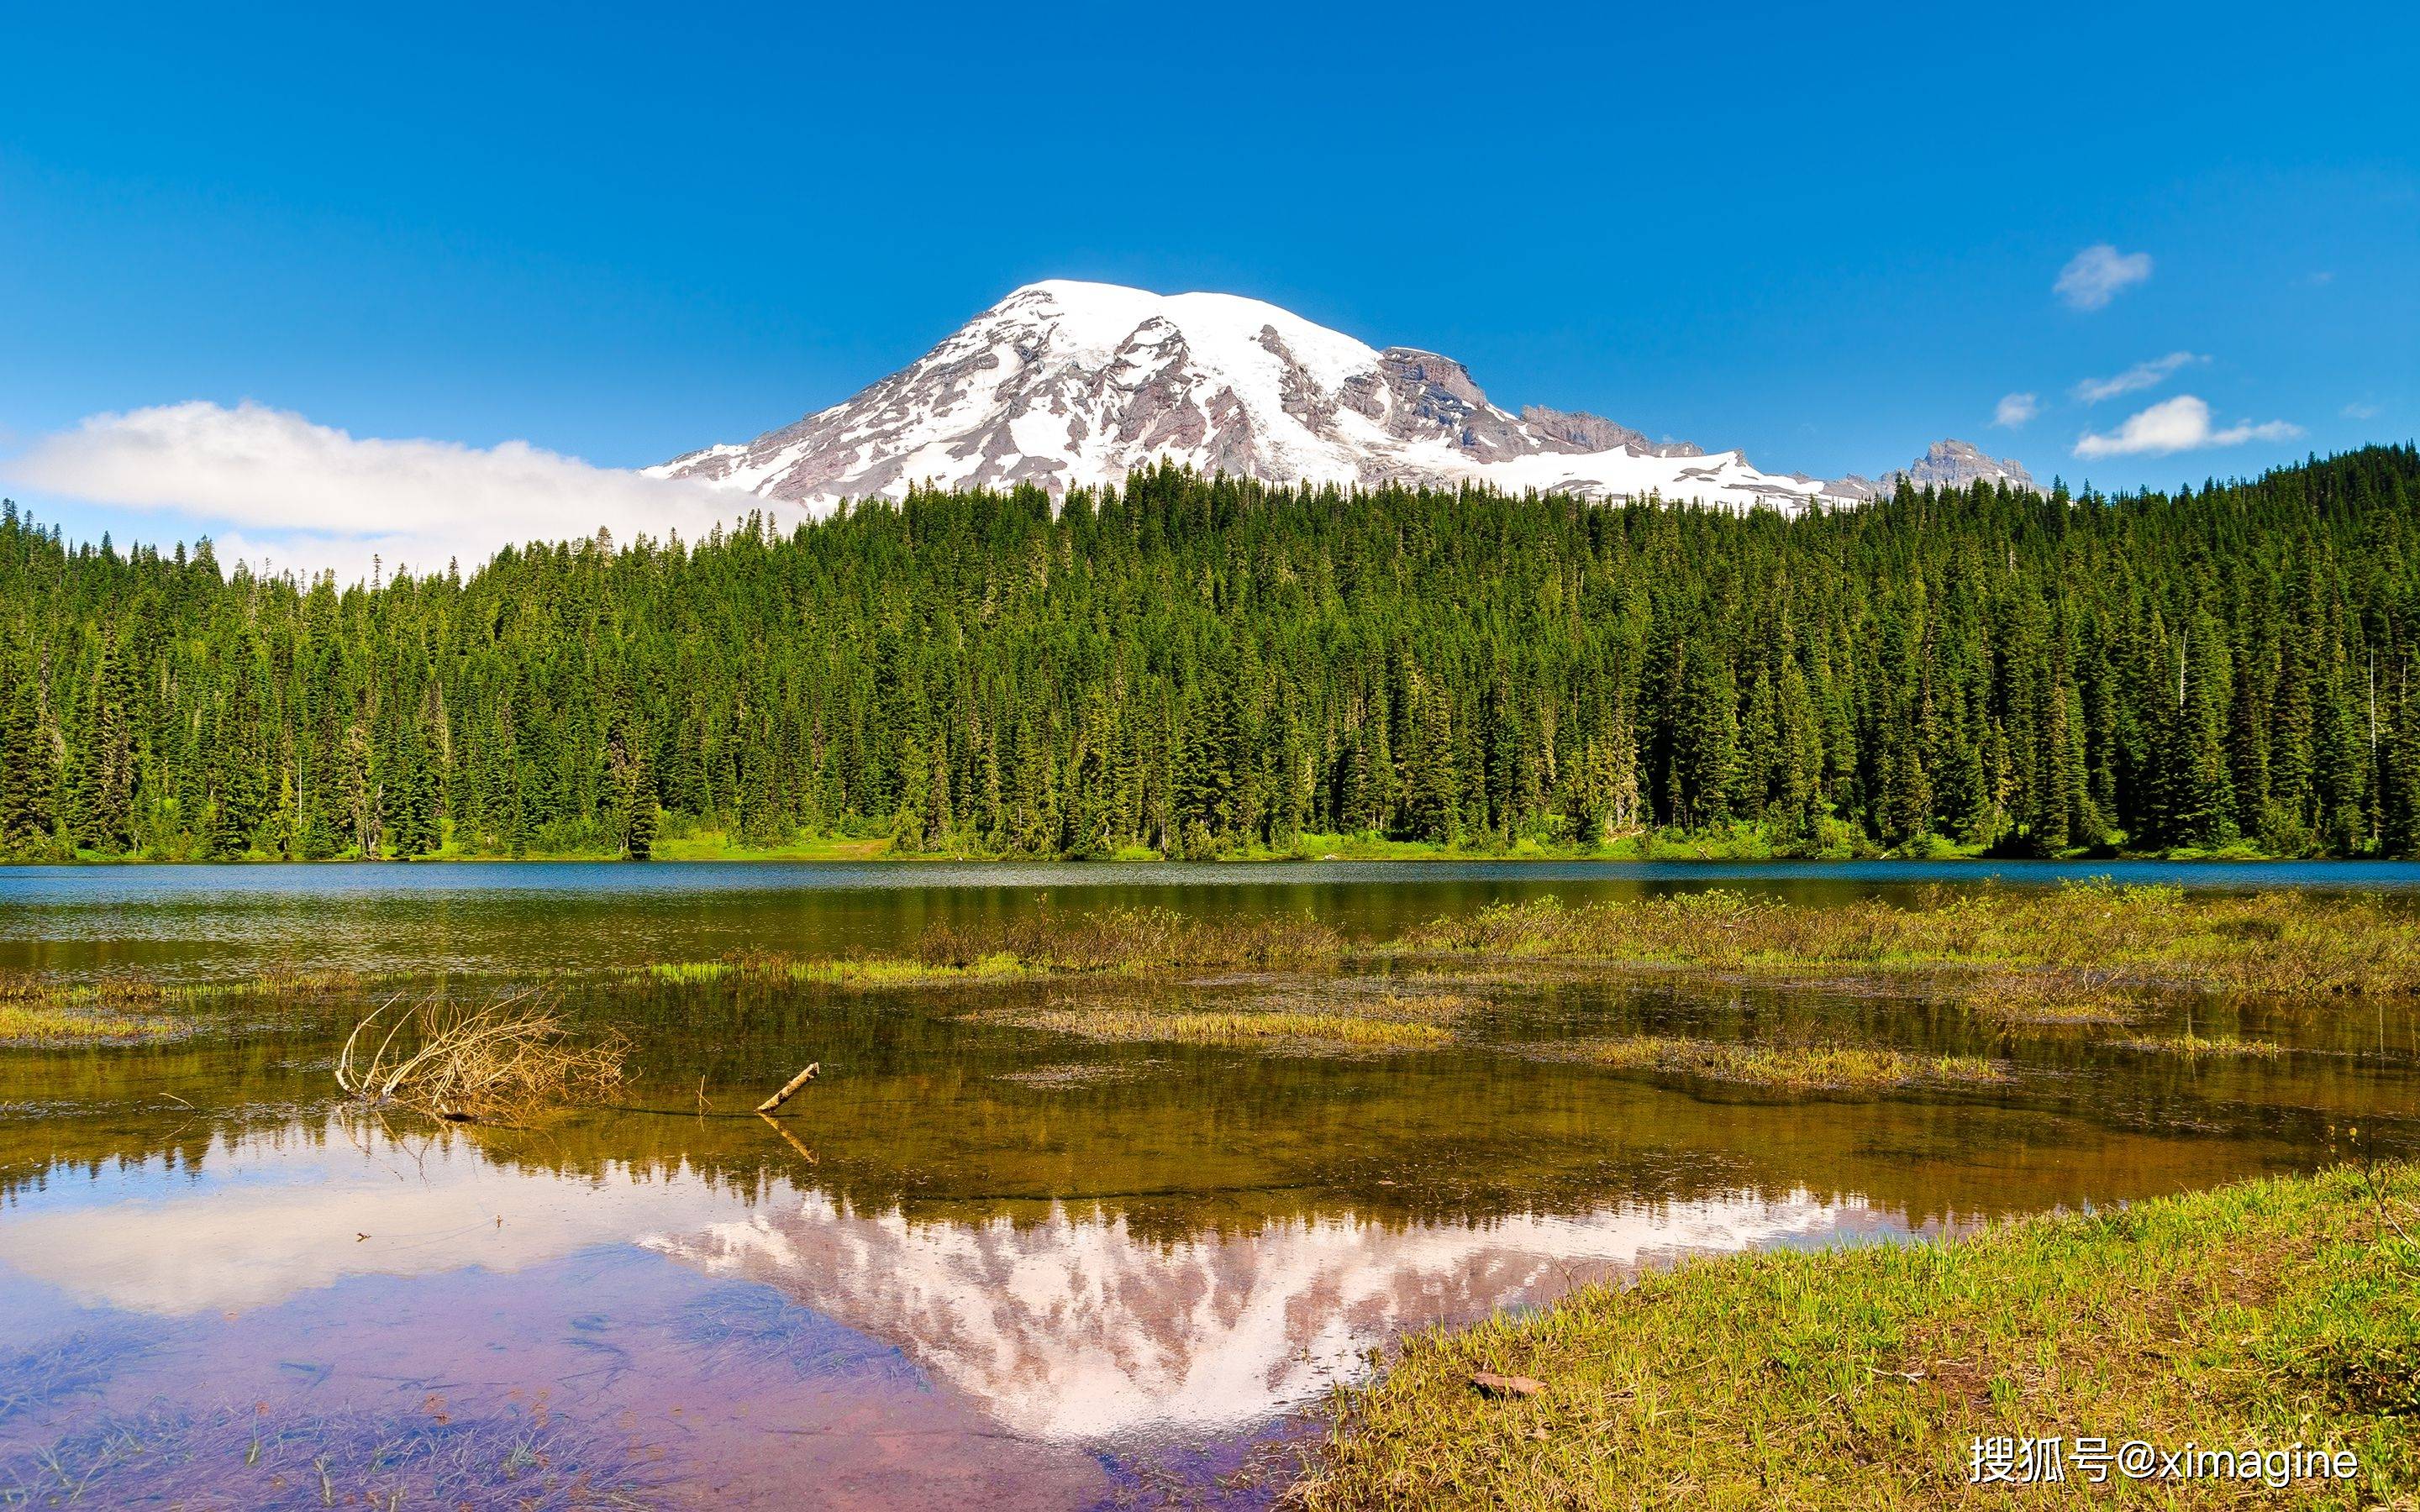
xmin=334 ymin=994 xmax=627 ymax=1121
xmin=0 ymin=1398 xmax=661 ymax=1510
xmin=1294 ymin=1162 xmax=2420 ymax=1509
xmin=0 ymin=1002 xmax=174 ymax=1045
xmin=916 ymin=906 xmax=1344 ymax=974
xmin=632 ymin=908 xmax=1340 ymax=995
xmin=992 ymin=1061 xmax=1150 ymax=1089
xmin=1013 ymin=1003 xmax=1453 ymax=1053
xmin=0 ymin=964 xmax=391 ymax=1046
xmin=1560 ymin=1034 xmax=2007 ymax=1091
xmin=1960 ymin=972 xmax=2142 ymax=1025
xmin=0 ymin=974 xmax=178 ymax=1045
xmin=643 ymin=948 xmax=1028 ymax=990
xmin=2117 ymin=1032 xmax=2286 ymax=1059
xmin=1397 ymin=885 xmax=2420 ymax=1000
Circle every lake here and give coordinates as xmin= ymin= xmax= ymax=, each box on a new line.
xmin=3 ymin=862 xmax=2416 ymax=1507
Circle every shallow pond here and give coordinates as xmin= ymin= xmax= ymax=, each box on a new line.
xmin=3 ymin=864 xmax=2417 ymax=1508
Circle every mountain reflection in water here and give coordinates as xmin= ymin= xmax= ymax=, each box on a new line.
xmin=0 ymin=1117 xmax=1897 ymax=1457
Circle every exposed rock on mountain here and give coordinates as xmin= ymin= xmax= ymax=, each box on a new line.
xmin=654 ymin=282 xmax=2039 ymax=515
xmin=653 ymin=281 xmax=1874 ymax=514
xmin=1879 ymin=438 xmax=2038 ymax=495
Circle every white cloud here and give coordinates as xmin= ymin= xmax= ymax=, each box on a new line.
xmin=2072 ymin=351 xmax=2205 ymax=403
xmin=2344 ymin=401 xmax=2381 ymax=420
xmin=2072 ymin=395 xmax=2303 ymax=459
xmin=1992 ymin=392 xmax=2039 ymax=428
xmin=2054 ymin=244 xmax=2153 ymax=310
xmin=3 ymin=401 xmax=771 ymax=581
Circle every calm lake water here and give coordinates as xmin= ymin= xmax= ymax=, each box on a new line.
xmin=3 ymin=862 xmax=2417 ymax=1508
xmin=10 ymin=857 xmax=2420 ymax=979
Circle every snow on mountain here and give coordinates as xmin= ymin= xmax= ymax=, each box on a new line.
xmin=651 ymin=281 xmax=1907 ymax=515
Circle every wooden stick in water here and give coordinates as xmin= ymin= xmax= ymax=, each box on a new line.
xmin=755 ymin=1062 xmax=819 ymax=1114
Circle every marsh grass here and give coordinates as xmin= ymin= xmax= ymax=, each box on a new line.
xmin=1558 ymin=1034 xmax=2008 ymax=1092
xmin=1010 ymin=986 xmax=1462 ymax=1053
xmin=1292 ymin=1163 xmax=2420 ymax=1510
xmin=2118 ymin=1032 xmax=2286 ymax=1059
xmin=639 ymin=907 xmax=1346 ymax=993
xmin=1015 ymin=1006 xmax=1452 ymax=1053
xmin=1960 ymin=972 xmax=2144 ymax=1026
xmin=643 ymin=948 xmax=1028 ymax=990
xmin=1397 ymin=884 xmax=2420 ymax=1003
xmin=918 ymin=906 xmax=1344 ymax=974
xmin=624 ymin=887 xmax=2420 ymax=1017
xmin=334 ymin=993 xmax=626 ymax=1121
xmin=0 ymin=963 xmax=385 ymax=1046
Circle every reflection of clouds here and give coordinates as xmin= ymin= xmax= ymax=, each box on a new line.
xmin=0 ymin=1121 xmax=750 ymax=1315
xmin=647 ymin=1189 xmax=1891 ymax=1442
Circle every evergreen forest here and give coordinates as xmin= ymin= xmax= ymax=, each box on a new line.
xmin=3 ymin=444 xmax=2418 ymax=863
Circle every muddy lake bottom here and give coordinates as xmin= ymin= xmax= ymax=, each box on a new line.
xmin=4 ymin=863 xmax=2419 ymax=1508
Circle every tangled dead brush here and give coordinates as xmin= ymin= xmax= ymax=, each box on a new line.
xmin=334 ymin=991 xmax=627 ymax=1121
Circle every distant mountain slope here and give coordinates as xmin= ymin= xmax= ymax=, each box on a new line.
xmin=654 ymin=281 xmax=2015 ymax=514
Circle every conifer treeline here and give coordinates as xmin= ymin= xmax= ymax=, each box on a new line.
xmin=3 ymin=445 xmax=2418 ymax=862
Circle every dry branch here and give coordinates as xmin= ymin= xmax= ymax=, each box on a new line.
xmin=755 ymin=1062 xmax=818 ymax=1114
xmin=334 ymin=990 xmax=625 ymax=1121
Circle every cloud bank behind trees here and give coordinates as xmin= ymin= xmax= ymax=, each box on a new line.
xmin=3 ymin=401 xmax=769 ymax=583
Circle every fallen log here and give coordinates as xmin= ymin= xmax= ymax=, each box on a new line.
xmin=755 ymin=1062 xmax=819 ymax=1114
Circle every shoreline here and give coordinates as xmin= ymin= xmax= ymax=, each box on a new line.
xmin=1289 ymin=1163 xmax=2420 ymax=1509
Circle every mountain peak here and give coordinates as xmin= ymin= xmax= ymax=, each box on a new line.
xmin=652 ymin=282 xmax=1994 ymax=514
xmin=1881 ymin=439 xmax=2038 ymax=495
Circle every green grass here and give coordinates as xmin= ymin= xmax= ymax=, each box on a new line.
xmin=1012 ymin=1004 xmax=1453 ymax=1052
xmin=2118 ymin=1032 xmax=2286 ymax=1059
xmin=0 ymin=1002 xmax=177 ymax=1045
xmin=639 ymin=950 xmax=1030 ymax=990
xmin=1005 ymin=988 xmax=1469 ymax=1053
xmin=1564 ymin=1034 xmax=2008 ymax=1091
xmin=1295 ymin=1163 xmax=2420 ymax=1509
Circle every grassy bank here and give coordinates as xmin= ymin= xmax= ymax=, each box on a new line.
xmin=1293 ymin=1163 xmax=2420 ymax=1509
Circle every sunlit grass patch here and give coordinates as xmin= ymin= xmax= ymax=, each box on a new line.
xmin=0 ymin=1002 xmax=176 ymax=1045
xmin=0 ymin=973 xmax=184 ymax=1045
xmin=1293 ymin=1163 xmax=2420 ymax=1509
xmin=641 ymin=948 xmax=1030 ymax=990
xmin=2117 ymin=1031 xmax=2286 ymax=1059
xmin=1560 ymin=1034 xmax=2007 ymax=1091
xmin=1012 ymin=1004 xmax=1452 ymax=1053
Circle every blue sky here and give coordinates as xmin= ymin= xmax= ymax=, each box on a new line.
xmin=2 ymin=0 xmax=2413 ymax=570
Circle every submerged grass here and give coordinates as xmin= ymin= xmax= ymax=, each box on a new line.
xmin=1561 ymin=1034 xmax=2009 ymax=1092
xmin=0 ymin=1398 xmax=660 ymax=1511
xmin=1293 ymin=1162 xmax=2420 ymax=1509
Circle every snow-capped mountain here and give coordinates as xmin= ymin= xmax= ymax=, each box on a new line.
xmin=652 ymin=281 xmax=2033 ymax=513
